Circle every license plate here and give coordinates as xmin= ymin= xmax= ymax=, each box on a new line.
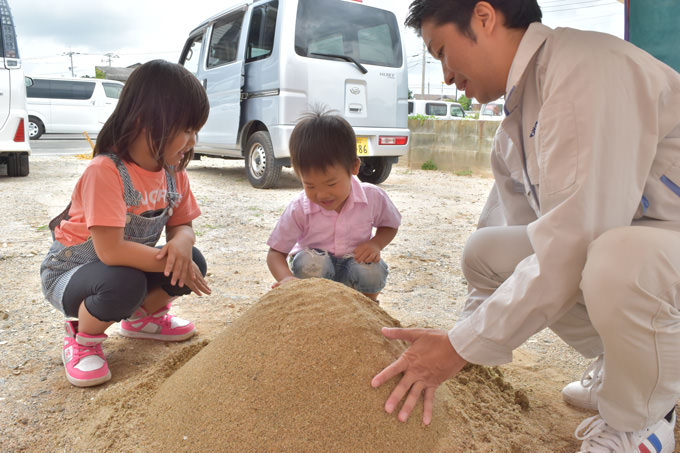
xmin=356 ymin=136 xmax=369 ymax=156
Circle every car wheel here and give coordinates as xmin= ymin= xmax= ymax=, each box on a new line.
xmin=7 ymin=152 xmax=29 ymax=177
xmin=357 ymin=157 xmax=392 ymax=185
xmin=28 ymin=116 xmax=44 ymax=140
xmin=245 ymin=131 xmax=282 ymax=189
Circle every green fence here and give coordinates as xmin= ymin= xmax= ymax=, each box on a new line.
xmin=626 ymin=0 xmax=680 ymax=72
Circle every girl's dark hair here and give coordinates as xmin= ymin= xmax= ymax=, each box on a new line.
xmin=289 ymin=107 xmax=357 ymax=176
xmin=405 ymin=0 xmax=542 ymax=39
xmin=93 ymin=59 xmax=209 ymax=171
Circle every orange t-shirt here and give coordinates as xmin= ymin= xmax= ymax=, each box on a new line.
xmin=54 ymin=155 xmax=201 ymax=246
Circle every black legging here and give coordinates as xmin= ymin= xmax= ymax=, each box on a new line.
xmin=61 ymin=247 xmax=207 ymax=322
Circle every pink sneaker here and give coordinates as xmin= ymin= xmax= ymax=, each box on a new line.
xmin=61 ymin=320 xmax=111 ymax=387
xmin=119 ymin=304 xmax=195 ymax=341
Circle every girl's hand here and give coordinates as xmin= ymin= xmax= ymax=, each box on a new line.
xmin=184 ymin=261 xmax=211 ymax=296
xmin=272 ymin=275 xmax=298 ymax=289
xmin=156 ymin=235 xmax=194 ymax=287
xmin=353 ymin=241 xmax=381 ymax=263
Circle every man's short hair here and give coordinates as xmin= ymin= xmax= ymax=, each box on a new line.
xmin=405 ymin=0 xmax=542 ymax=39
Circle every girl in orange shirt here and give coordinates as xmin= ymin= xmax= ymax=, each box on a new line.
xmin=40 ymin=60 xmax=211 ymax=387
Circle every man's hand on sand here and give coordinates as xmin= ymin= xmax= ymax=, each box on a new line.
xmin=371 ymin=327 xmax=468 ymax=425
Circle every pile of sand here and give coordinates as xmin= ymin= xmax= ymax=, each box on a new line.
xmin=141 ymin=278 xmax=528 ymax=451
xmin=46 ymin=278 xmax=549 ymax=451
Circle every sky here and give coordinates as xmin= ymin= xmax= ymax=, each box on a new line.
xmin=9 ymin=0 xmax=624 ymax=100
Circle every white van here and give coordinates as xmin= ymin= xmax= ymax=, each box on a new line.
xmin=25 ymin=78 xmax=124 ymax=139
xmin=0 ymin=0 xmax=30 ymax=177
xmin=408 ymin=99 xmax=466 ymax=119
xmin=180 ymin=0 xmax=410 ymax=188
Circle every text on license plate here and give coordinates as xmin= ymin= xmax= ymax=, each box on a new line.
xmin=356 ymin=137 xmax=369 ymax=156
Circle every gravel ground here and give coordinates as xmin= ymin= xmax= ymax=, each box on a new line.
xmin=0 ymin=154 xmax=604 ymax=451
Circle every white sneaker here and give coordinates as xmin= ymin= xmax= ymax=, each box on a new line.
xmin=562 ymin=355 xmax=603 ymax=411
xmin=575 ymin=408 xmax=676 ymax=453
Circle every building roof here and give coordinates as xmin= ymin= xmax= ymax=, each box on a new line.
xmin=94 ymin=63 xmax=141 ymax=82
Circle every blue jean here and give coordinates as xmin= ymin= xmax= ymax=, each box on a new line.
xmin=291 ymin=248 xmax=388 ymax=294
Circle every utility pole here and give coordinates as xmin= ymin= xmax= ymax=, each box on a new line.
xmin=421 ymin=41 xmax=426 ymax=96
xmin=103 ymin=52 xmax=119 ymax=66
xmin=62 ymin=51 xmax=80 ymax=77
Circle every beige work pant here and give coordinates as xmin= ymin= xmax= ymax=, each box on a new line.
xmin=461 ymin=223 xmax=680 ymax=431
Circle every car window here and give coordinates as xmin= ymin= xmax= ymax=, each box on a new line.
xmin=26 ymin=79 xmax=95 ymax=100
xmin=294 ymin=0 xmax=402 ymax=68
xmin=482 ymin=103 xmax=503 ymax=116
xmin=450 ymin=104 xmax=465 ymax=117
xmin=246 ymin=1 xmax=278 ymax=62
xmin=181 ymin=34 xmax=204 ymax=76
xmin=102 ymin=82 xmax=123 ymax=99
xmin=207 ymin=11 xmax=245 ymax=68
xmin=425 ymin=103 xmax=447 ymax=116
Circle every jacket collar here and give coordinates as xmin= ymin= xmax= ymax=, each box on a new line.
xmin=505 ymin=22 xmax=552 ymax=115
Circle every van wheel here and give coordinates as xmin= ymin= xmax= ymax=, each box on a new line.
xmin=245 ymin=131 xmax=282 ymax=189
xmin=358 ymin=157 xmax=392 ymax=185
xmin=7 ymin=152 xmax=29 ymax=177
xmin=28 ymin=116 xmax=44 ymax=140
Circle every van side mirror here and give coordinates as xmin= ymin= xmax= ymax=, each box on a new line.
xmin=25 ymin=76 xmax=33 ymax=87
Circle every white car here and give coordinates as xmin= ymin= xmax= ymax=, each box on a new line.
xmin=26 ymin=77 xmax=124 ymax=140
xmin=479 ymin=102 xmax=505 ymax=121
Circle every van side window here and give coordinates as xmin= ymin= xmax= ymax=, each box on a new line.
xmin=27 ymin=79 xmax=95 ymax=100
xmin=26 ymin=78 xmax=51 ymax=98
xmin=181 ymin=35 xmax=204 ymax=76
xmin=207 ymin=11 xmax=245 ymax=68
xmin=102 ymin=82 xmax=123 ymax=99
xmin=246 ymin=1 xmax=278 ymax=63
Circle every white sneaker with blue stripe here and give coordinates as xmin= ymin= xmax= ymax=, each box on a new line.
xmin=576 ymin=407 xmax=675 ymax=453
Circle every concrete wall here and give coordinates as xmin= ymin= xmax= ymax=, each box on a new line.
xmin=405 ymin=118 xmax=499 ymax=176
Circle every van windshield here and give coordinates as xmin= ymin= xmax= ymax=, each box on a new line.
xmin=294 ymin=0 xmax=402 ymax=69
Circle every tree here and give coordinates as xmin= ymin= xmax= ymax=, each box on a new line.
xmin=457 ymin=94 xmax=472 ymax=110
xmin=95 ymin=68 xmax=106 ymax=79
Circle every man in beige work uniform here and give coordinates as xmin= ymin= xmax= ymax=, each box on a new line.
xmin=371 ymin=1 xmax=680 ymax=452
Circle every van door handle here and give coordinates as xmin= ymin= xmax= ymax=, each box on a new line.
xmin=202 ymin=79 xmax=207 ymax=89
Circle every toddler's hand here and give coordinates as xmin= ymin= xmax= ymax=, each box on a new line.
xmin=353 ymin=241 xmax=381 ymax=263
xmin=272 ymin=275 xmax=297 ymax=289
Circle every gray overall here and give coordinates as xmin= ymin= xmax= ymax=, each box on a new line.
xmin=40 ymin=154 xmax=179 ymax=313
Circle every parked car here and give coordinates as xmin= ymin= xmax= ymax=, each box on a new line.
xmin=0 ymin=0 xmax=30 ymax=177
xmin=479 ymin=101 xmax=505 ymax=120
xmin=26 ymin=77 xmax=124 ymax=139
xmin=408 ymin=99 xmax=466 ymax=119
xmin=180 ymin=0 xmax=409 ymax=188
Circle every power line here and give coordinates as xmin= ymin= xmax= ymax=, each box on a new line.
xmin=542 ymin=0 xmax=620 ymax=13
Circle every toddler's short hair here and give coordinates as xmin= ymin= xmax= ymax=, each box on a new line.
xmin=289 ymin=108 xmax=357 ymax=175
